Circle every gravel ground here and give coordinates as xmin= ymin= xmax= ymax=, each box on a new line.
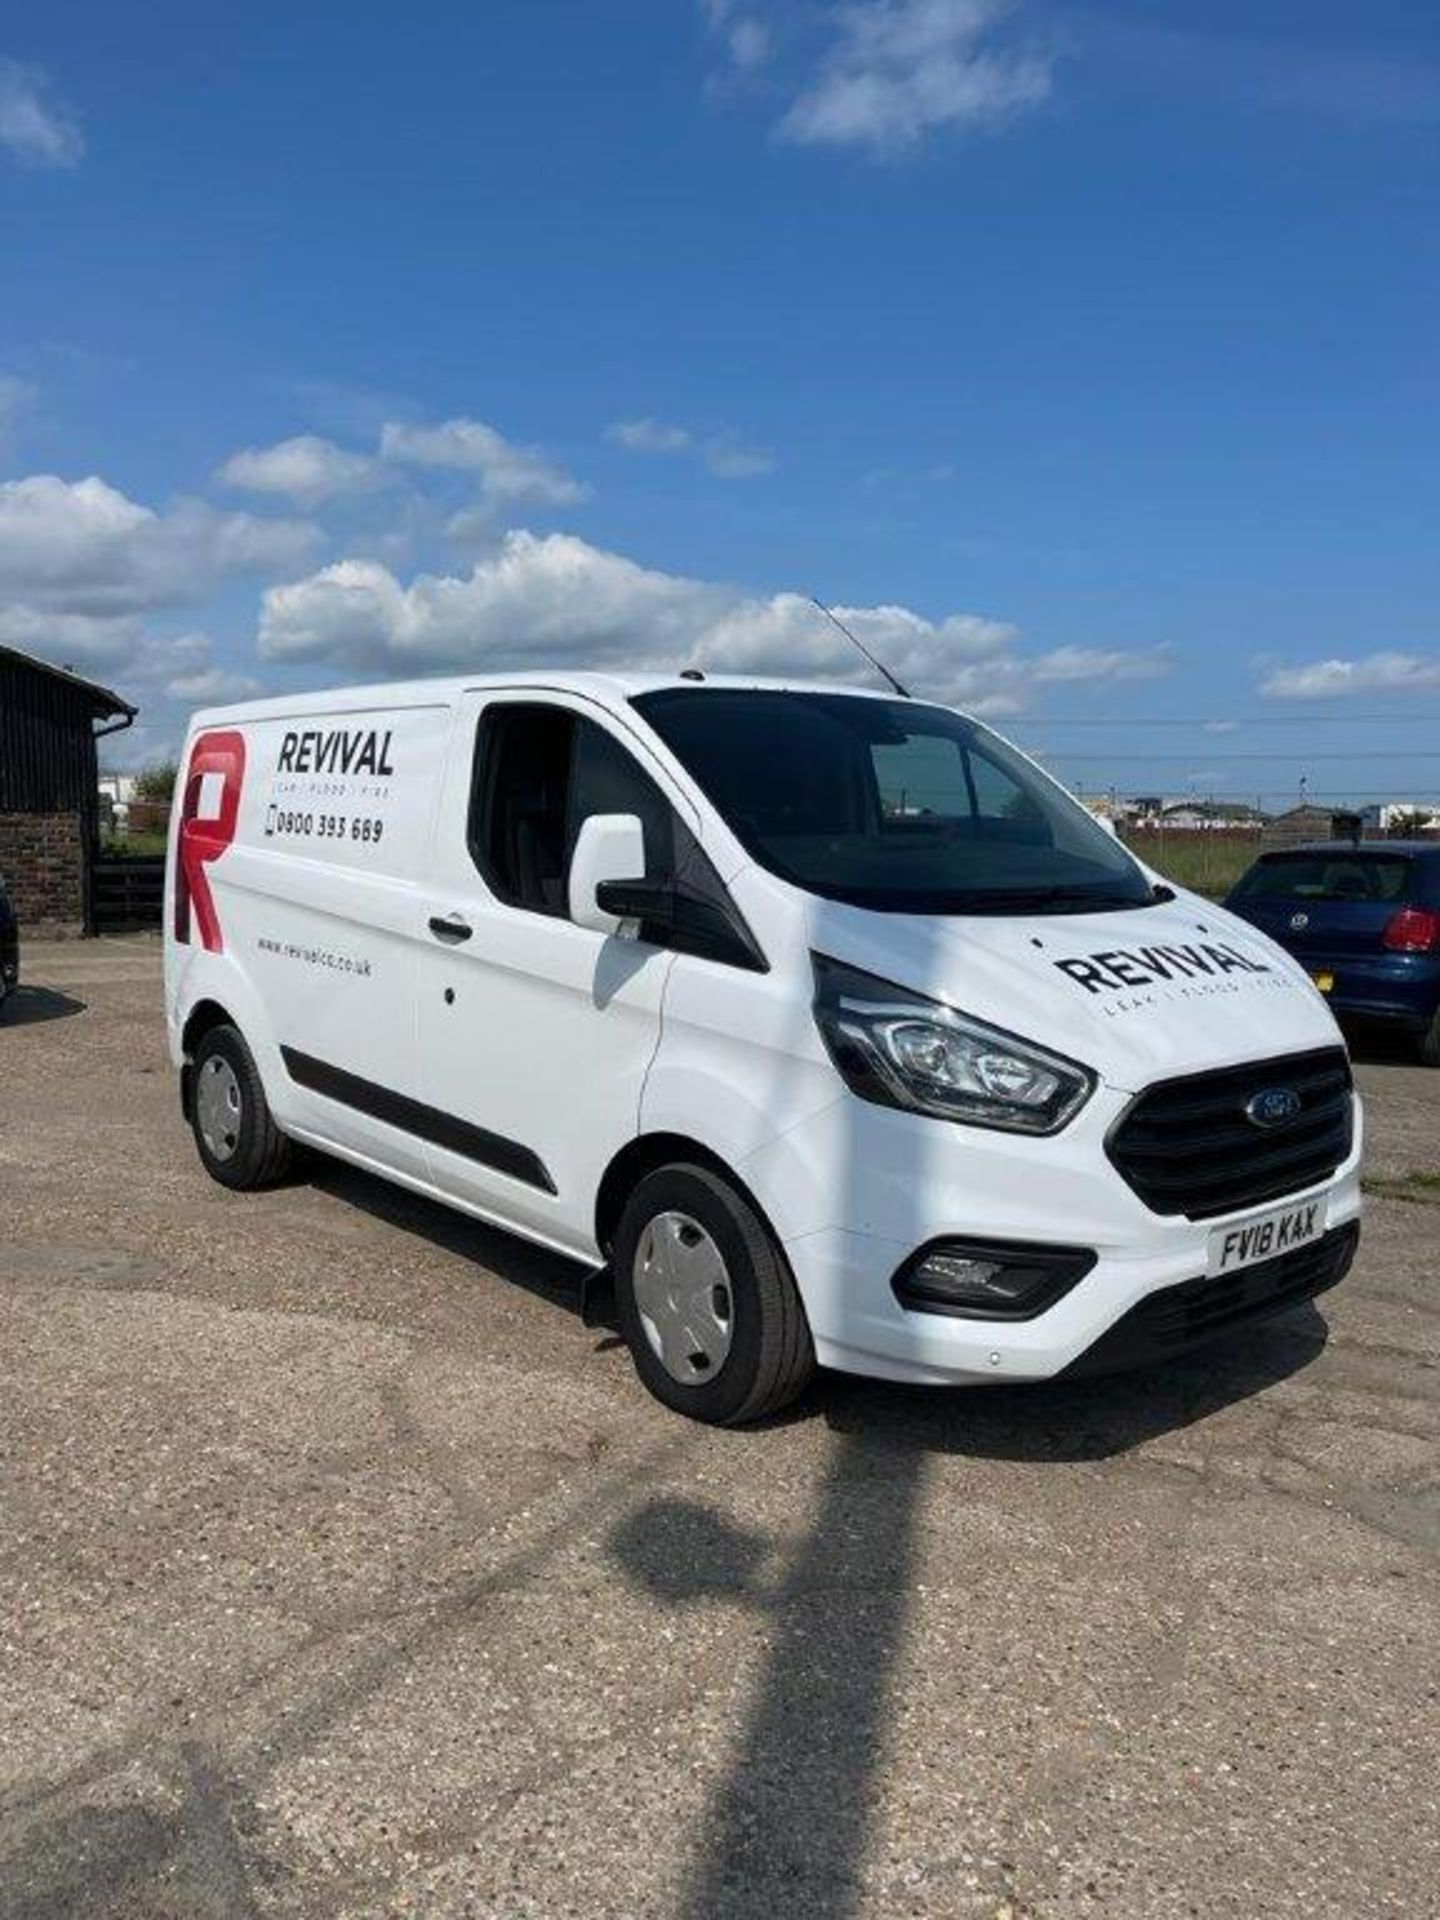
xmin=1 ymin=936 xmax=1436 ymax=1920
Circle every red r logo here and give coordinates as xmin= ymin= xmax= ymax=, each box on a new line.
xmin=175 ymin=729 xmax=246 ymax=950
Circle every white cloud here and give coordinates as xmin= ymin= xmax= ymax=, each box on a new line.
xmin=729 ymin=18 xmax=773 ymax=71
xmin=606 ymin=417 xmax=695 ymax=454
xmin=379 ymin=416 xmax=585 ymax=508
xmin=257 ymin=527 xmax=1164 ymax=716
xmin=218 ymin=434 xmax=380 ymax=509
xmin=108 ymin=632 xmax=265 ymax=766
xmin=607 ymin=415 xmax=776 ymax=479
xmin=164 ymin=663 xmax=263 ymax=704
xmin=0 ymin=602 xmax=143 ymax=668
xmin=259 ymin=536 xmax=721 ymax=673
xmin=0 ymin=373 xmax=36 ymax=442
xmin=0 ymin=472 xmax=320 ymax=619
xmin=702 ymin=2 xmax=773 ymax=76
xmin=1027 ymin=644 xmax=1170 ymax=685
xmin=1260 ymin=653 xmax=1440 ymax=700
xmin=703 ymin=434 xmax=777 ymax=478
xmin=0 ymin=58 xmax=83 ymax=168
xmin=779 ymin=0 xmax=1051 ymax=155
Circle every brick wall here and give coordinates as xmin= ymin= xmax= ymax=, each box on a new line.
xmin=0 ymin=809 xmax=88 ymax=936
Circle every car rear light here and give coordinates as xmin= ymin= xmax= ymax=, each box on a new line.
xmin=1382 ymin=906 xmax=1440 ymax=954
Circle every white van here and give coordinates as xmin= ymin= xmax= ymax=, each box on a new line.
xmin=165 ymin=674 xmax=1361 ymax=1423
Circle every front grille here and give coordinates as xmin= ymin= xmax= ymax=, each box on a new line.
xmin=1065 ymin=1221 xmax=1359 ymax=1378
xmin=1107 ymin=1047 xmax=1354 ymax=1221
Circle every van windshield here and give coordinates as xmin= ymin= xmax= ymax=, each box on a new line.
xmin=632 ymin=689 xmax=1154 ymax=914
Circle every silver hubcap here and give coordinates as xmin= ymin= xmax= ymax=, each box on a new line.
xmin=196 ymin=1055 xmax=243 ymax=1161
xmin=632 ymin=1210 xmax=735 ymax=1385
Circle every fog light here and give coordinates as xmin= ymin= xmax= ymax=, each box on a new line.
xmin=893 ymin=1238 xmax=1096 ymax=1321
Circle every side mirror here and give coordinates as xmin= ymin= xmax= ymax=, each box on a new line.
xmin=568 ymin=813 xmax=646 ymax=934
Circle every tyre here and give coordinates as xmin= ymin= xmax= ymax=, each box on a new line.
xmin=1420 ymin=1007 xmax=1440 ymax=1069
xmin=613 ymin=1163 xmax=815 ymax=1425
xmin=189 ymin=1022 xmax=294 ymax=1190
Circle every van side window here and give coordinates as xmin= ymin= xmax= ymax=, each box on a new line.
xmin=470 ymin=704 xmax=675 ymax=915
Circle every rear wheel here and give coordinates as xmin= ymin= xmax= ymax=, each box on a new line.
xmin=190 ymin=1023 xmax=293 ymax=1190
xmin=1420 ymin=1008 xmax=1440 ymax=1069
xmin=613 ymin=1163 xmax=814 ymax=1425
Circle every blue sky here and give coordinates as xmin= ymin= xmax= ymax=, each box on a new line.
xmin=1 ymin=0 xmax=1437 ymax=806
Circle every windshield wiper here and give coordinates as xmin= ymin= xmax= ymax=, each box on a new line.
xmin=954 ymin=884 xmax=1159 ymax=913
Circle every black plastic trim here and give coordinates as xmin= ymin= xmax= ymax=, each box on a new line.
xmin=1106 ymin=1047 xmax=1353 ymax=1221
xmin=1063 ymin=1220 xmax=1358 ymax=1378
xmin=280 ymin=1045 xmax=557 ymax=1194
xmin=892 ymin=1235 xmax=1097 ymax=1321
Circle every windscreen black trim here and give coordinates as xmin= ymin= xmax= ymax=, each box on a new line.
xmin=280 ymin=1046 xmax=557 ymax=1194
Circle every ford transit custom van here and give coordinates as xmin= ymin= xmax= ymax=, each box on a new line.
xmin=165 ymin=675 xmax=1361 ymax=1423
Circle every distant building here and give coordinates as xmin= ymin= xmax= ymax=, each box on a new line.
xmin=1155 ymin=800 xmax=1269 ymax=831
xmin=0 ymin=646 xmax=136 ymax=935
xmin=1268 ymin=803 xmax=1346 ymax=843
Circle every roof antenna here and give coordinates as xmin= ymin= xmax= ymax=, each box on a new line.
xmin=808 ymin=595 xmax=910 ymax=698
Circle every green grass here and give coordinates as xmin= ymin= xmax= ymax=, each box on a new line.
xmin=1362 ymin=1171 xmax=1440 ymax=1207
xmin=1119 ymin=834 xmax=1262 ymax=901
xmin=100 ymin=831 xmax=169 ymax=857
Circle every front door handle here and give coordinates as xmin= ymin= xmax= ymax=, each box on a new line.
xmin=428 ymin=913 xmax=473 ymax=943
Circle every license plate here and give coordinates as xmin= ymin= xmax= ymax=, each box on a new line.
xmin=1208 ymin=1197 xmax=1327 ymax=1276
xmin=1312 ymin=970 xmax=1335 ymax=994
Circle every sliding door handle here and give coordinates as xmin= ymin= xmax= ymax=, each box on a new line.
xmin=428 ymin=913 xmax=473 ymax=943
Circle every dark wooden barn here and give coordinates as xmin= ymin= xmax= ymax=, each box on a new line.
xmin=0 ymin=645 xmax=136 ymax=935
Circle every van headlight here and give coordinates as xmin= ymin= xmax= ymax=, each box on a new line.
xmin=812 ymin=954 xmax=1095 ymax=1136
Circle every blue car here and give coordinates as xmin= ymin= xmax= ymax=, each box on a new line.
xmin=1226 ymin=841 xmax=1440 ymax=1066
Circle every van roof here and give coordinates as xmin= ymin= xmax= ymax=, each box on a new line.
xmin=187 ymin=670 xmax=934 ymax=729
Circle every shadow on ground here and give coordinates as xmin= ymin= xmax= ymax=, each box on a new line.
xmin=171 ymin=1144 xmax=1333 ymax=1920
xmin=610 ymin=1307 xmax=1330 ymax=1918
xmin=306 ymin=1155 xmax=596 ymax=1319
xmin=1 ymin=986 xmax=86 ymax=1027
xmin=817 ymin=1302 xmax=1327 ymax=1462
xmin=1342 ymin=1018 xmax=1428 ymax=1066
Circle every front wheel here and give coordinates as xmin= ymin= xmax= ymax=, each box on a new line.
xmin=189 ymin=1023 xmax=294 ymax=1190
xmin=613 ymin=1163 xmax=815 ymax=1425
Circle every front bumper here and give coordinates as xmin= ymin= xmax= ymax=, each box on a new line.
xmin=745 ymin=1081 xmax=1364 ymax=1387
